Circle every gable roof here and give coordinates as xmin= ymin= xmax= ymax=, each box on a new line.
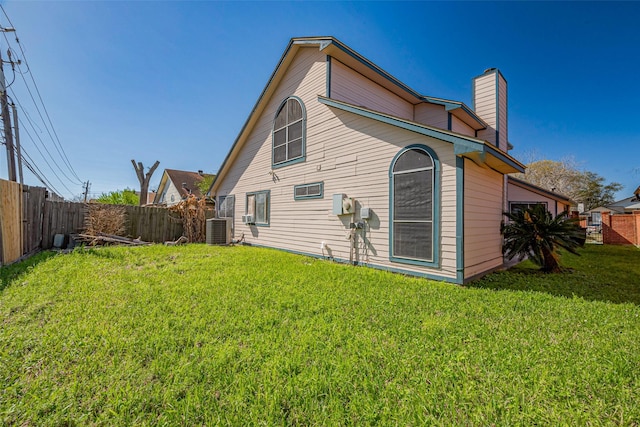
xmin=507 ymin=176 xmax=572 ymax=203
xmin=157 ymin=169 xmax=214 ymax=200
xmin=210 ymin=36 xmax=522 ymax=194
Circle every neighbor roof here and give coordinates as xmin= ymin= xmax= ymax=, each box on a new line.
xmin=161 ymin=169 xmax=214 ymax=199
xmin=507 ymin=176 xmax=572 ymax=203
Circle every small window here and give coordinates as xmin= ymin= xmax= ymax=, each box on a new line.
xmin=509 ymin=202 xmax=548 ymax=215
xmin=246 ymin=190 xmax=270 ymax=226
xmin=294 ymin=182 xmax=323 ymax=200
xmin=273 ymin=97 xmax=306 ymax=167
xmin=218 ymin=195 xmax=235 ymax=219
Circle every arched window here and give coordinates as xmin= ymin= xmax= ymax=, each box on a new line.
xmin=273 ymin=97 xmax=305 ymax=167
xmin=390 ymin=145 xmax=438 ymax=264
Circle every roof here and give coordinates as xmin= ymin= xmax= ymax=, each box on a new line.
xmin=158 ymin=169 xmax=215 ymax=200
xmin=210 ymin=37 xmax=523 ymax=194
xmin=319 ymin=96 xmax=523 ymax=174
xmin=607 ymin=196 xmax=640 ymax=211
xmin=507 ymin=176 xmax=572 ymax=203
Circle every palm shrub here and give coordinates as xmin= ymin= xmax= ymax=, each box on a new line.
xmin=502 ymin=204 xmax=584 ymax=273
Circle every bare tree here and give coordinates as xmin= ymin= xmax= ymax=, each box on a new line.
xmin=131 ymin=159 xmax=160 ymax=206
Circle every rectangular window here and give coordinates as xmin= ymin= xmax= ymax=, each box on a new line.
xmin=509 ymin=202 xmax=548 ymax=215
xmin=294 ymin=182 xmax=323 ymax=200
xmin=218 ymin=195 xmax=235 ymax=219
xmin=246 ymin=190 xmax=270 ymax=226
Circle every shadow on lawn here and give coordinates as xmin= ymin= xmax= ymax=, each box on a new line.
xmin=0 ymin=251 xmax=57 ymax=292
xmin=467 ymin=247 xmax=640 ymax=306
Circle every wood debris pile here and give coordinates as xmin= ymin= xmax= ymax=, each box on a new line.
xmin=77 ymin=232 xmax=150 ymax=246
xmin=169 ymin=195 xmax=211 ymax=243
xmin=84 ymin=203 xmax=126 ymax=236
xmin=78 ymin=203 xmax=143 ymax=246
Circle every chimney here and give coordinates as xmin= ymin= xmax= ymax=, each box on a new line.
xmin=472 ymin=68 xmax=508 ymax=151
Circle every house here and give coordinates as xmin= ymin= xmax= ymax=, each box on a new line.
xmin=209 ymin=36 xmax=526 ymax=284
xmin=507 ymin=176 xmax=572 ymax=216
xmin=154 ymin=169 xmax=214 ymax=207
xmin=581 ymin=187 xmax=640 ymax=226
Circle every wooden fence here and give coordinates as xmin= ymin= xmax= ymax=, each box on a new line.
xmin=0 ymin=180 xmax=22 ymax=265
xmin=0 ymin=178 xmax=189 ymax=265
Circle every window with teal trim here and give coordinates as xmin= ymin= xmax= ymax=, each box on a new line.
xmin=273 ymin=97 xmax=305 ymax=167
xmin=294 ymin=182 xmax=323 ymax=200
xmin=246 ymin=191 xmax=270 ymax=226
xmin=391 ymin=148 xmax=434 ymax=262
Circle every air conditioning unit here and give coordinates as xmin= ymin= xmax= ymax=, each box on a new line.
xmin=242 ymin=214 xmax=254 ymax=224
xmin=206 ymin=218 xmax=232 ymax=245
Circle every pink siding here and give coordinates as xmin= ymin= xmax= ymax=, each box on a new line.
xmin=215 ymin=46 xmax=461 ymax=280
xmin=507 ymin=182 xmax=569 ymax=216
xmin=414 ymin=103 xmax=448 ymax=129
xmin=464 ymin=159 xmax=505 ymax=278
xmin=498 ymin=76 xmax=508 ymax=152
xmin=474 ymin=73 xmax=497 ymax=146
xmin=450 ymin=115 xmax=474 ymax=137
xmin=331 ymin=59 xmax=414 ymax=121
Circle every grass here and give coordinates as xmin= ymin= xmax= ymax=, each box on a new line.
xmin=1 ymin=244 xmax=639 ymax=425
xmin=469 ymin=244 xmax=640 ymax=305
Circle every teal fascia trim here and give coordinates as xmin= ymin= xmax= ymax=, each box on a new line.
xmin=423 ymin=97 xmax=487 ymax=129
xmin=245 ymin=190 xmax=271 ymax=227
xmin=319 ymin=96 xmax=523 ymax=173
xmin=456 ymin=156 xmax=465 ymax=284
xmin=294 ymin=182 xmax=324 ymax=200
xmin=495 ymin=71 xmax=500 ymax=148
xmin=272 ymin=96 xmax=307 ymax=169
xmin=319 ymin=96 xmax=484 ymax=148
xmin=388 ymin=144 xmax=440 ymax=269
xmin=484 ymin=144 xmax=525 ymax=173
xmin=471 ymin=77 xmax=476 ymax=111
xmin=244 ymin=243 xmax=459 ymax=284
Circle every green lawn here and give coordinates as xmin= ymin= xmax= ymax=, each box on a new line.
xmin=1 ymin=244 xmax=639 ymax=425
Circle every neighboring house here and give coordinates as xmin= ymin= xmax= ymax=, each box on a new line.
xmin=155 ymin=169 xmax=214 ymax=207
xmin=209 ymin=36 xmax=526 ymax=284
xmin=583 ymin=191 xmax=640 ymax=226
xmin=507 ymin=176 xmax=572 ymax=217
xmin=605 ymin=195 xmax=640 ymax=214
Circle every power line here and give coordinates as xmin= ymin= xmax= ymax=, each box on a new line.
xmin=0 ymin=5 xmax=83 ymax=185
xmin=15 ymin=112 xmax=78 ymax=196
xmin=10 ymin=91 xmax=81 ymax=187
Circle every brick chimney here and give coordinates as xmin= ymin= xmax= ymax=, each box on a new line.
xmin=472 ymin=68 xmax=508 ymax=152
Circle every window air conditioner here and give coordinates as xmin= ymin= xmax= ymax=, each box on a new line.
xmin=242 ymin=214 xmax=254 ymax=224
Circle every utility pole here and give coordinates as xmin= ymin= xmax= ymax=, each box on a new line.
xmin=11 ymin=102 xmax=22 ymax=184
xmin=0 ymin=49 xmax=16 ymax=181
xmin=83 ymin=181 xmax=90 ymax=202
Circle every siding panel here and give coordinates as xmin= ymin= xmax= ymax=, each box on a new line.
xmin=331 ymin=59 xmax=413 ymax=121
xmin=464 ymin=158 xmax=504 ymax=278
xmin=215 ymin=46 xmax=459 ymax=280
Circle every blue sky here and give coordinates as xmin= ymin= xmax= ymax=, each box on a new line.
xmin=1 ymin=1 xmax=638 ymax=200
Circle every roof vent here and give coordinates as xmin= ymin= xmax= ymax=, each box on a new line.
xmin=484 ymin=67 xmax=497 ymax=74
